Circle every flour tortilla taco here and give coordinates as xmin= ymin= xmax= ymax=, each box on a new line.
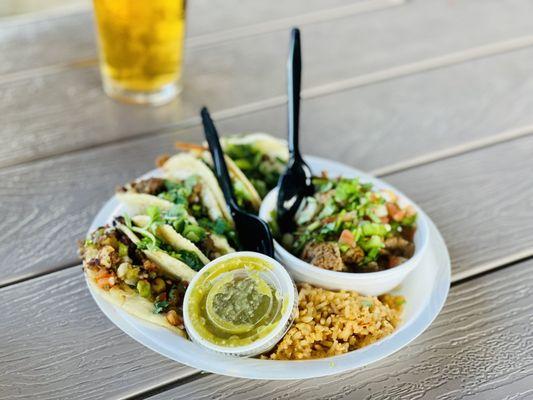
xmin=161 ymin=153 xmax=234 ymax=221
xmin=176 ymin=133 xmax=288 ymax=199
xmin=131 ymin=214 xmax=210 ymax=266
xmin=116 ymin=178 xmax=236 ymax=259
xmin=79 ymin=223 xmax=190 ymax=336
xmin=221 ymin=132 xmax=288 ymax=162
xmin=173 ymin=142 xmax=263 ymax=212
xmin=116 ymin=216 xmax=199 ymax=281
xmin=198 ymin=151 xmax=262 ymax=212
xmin=220 ymin=133 xmax=288 ymax=198
xmin=117 ymin=173 xmax=225 ymax=223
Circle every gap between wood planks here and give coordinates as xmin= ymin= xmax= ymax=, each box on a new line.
xmin=2 ymin=121 xmax=533 ymax=291
xmin=1 ymin=123 xmax=531 ymax=394
xmin=0 ymin=2 xmax=88 ymax=27
xmin=121 ymin=252 xmax=533 ymax=400
xmin=186 ymin=0 xmax=406 ymax=49
xmin=0 ymin=0 xmax=404 ymax=84
xmin=3 ymin=32 xmax=533 ymax=172
xmin=0 ymin=0 xmax=402 ymax=30
xmin=1 ymin=1 xmax=531 ymax=396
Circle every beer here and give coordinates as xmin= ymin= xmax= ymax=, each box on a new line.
xmin=93 ymin=0 xmax=186 ymax=104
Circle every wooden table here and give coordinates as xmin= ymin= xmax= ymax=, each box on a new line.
xmin=2 ymin=0 xmax=533 ymax=398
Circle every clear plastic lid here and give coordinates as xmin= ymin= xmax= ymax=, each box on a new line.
xmin=183 ymin=252 xmax=297 ymax=357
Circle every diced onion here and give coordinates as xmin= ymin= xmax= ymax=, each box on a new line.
xmin=117 ymin=263 xmax=130 ymax=279
xmin=373 ymin=204 xmax=388 ymax=217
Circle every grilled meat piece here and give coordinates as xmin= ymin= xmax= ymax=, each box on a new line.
xmin=118 ymin=178 xmax=166 ymax=196
xmin=384 ymin=236 xmax=415 ymax=258
xmin=301 ymin=241 xmax=347 ymax=272
xmin=341 ymin=245 xmax=365 ymax=266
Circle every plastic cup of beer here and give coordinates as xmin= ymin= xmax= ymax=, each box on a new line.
xmin=93 ymin=0 xmax=186 ymax=105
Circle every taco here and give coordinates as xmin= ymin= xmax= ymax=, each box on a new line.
xmin=176 ymin=133 xmax=288 ymax=199
xmin=134 ymin=204 xmax=236 ymax=259
xmin=116 ymin=178 xmax=236 ymax=258
xmin=131 ymin=214 xmax=210 ymax=266
xmin=79 ymin=224 xmax=189 ymax=336
xmin=221 ymin=133 xmax=288 ymax=198
xmin=117 ymin=174 xmax=225 ymax=223
xmin=161 ymin=153 xmax=233 ymax=222
xmin=174 ymin=142 xmax=261 ymax=212
xmin=116 ymin=216 xmax=199 ymax=281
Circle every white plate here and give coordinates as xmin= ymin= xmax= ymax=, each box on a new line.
xmin=86 ymin=155 xmax=451 ymax=380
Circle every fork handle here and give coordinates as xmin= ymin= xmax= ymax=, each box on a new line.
xmin=287 ymin=27 xmax=302 ymax=161
xmin=201 ymin=107 xmax=238 ymax=210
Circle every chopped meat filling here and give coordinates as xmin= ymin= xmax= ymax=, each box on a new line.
xmin=78 ymin=225 xmax=187 ymax=327
xmin=302 ymin=242 xmax=347 ymax=272
xmin=383 ymin=236 xmax=415 ymax=258
xmin=341 ymin=245 xmax=365 ymax=266
xmin=117 ymin=178 xmax=166 ymax=196
xmin=198 ymin=235 xmax=223 ymax=260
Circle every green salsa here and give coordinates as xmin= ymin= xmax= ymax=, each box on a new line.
xmin=187 ymin=256 xmax=285 ymax=347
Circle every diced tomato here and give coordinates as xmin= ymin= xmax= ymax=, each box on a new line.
xmin=386 ymin=203 xmax=406 ymax=221
xmin=392 ymin=210 xmax=406 ymax=221
xmin=95 ymin=269 xmax=112 ymax=279
xmin=386 ymin=202 xmax=400 ymax=216
xmin=97 ymin=277 xmax=111 ymax=288
xmin=339 ymin=229 xmax=355 ymax=247
xmin=95 ymin=268 xmax=116 ymax=289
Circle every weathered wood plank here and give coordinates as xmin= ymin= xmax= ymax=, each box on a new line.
xmin=3 ymin=0 xmax=533 ymax=167
xmin=0 ymin=0 xmax=369 ymax=76
xmin=3 ymin=250 xmax=532 ymax=399
xmin=0 ymin=0 xmax=86 ymax=20
xmin=151 ymin=260 xmax=533 ymax=400
xmin=4 ymin=48 xmax=533 ymax=285
xmin=0 ymin=267 xmax=196 ymax=400
xmin=186 ymin=0 xmax=386 ymax=45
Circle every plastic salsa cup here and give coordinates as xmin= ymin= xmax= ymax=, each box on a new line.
xmin=183 ymin=252 xmax=298 ymax=357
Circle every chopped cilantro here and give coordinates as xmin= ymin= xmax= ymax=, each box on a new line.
xmin=154 ymin=300 xmax=169 ymax=314
xmin=174 ymin=250 xmax=204 ymax=271
xmin=224 ymin=143 xmax=285 ymax=197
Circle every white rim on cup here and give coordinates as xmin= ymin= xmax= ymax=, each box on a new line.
xmin=182 ymin=251 xmax=298 ymax=357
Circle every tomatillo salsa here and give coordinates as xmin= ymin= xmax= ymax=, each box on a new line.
xmin=186 ymin=256 xmax=287 ymax=347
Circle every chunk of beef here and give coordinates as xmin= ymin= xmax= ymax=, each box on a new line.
xmin=301 ymin=242 xmax=346 ymax=272
xmin=118 ymin=178 xmax=166 ymax=196
xmin=341 ymin=245 xmax=365 ymax=266
xmin=198 ymin=235 xmax=220 ymax=260
xmin=384 ymin=236 xmax=415 ymax=258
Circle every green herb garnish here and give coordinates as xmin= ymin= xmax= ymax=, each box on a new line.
xmin=224 ymin=143 xmax=285 ymax=197
xmin=154 ymin=300 xmax=169 ymax=314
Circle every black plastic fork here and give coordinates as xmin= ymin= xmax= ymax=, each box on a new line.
xmin=276 ymin=28 xmax=314 ymax=234
xmin=201 ymin=107 xmax=275 ymax=257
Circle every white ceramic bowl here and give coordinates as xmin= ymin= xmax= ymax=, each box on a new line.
xmin=259 ymin=185 xmax=429 ymax=296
